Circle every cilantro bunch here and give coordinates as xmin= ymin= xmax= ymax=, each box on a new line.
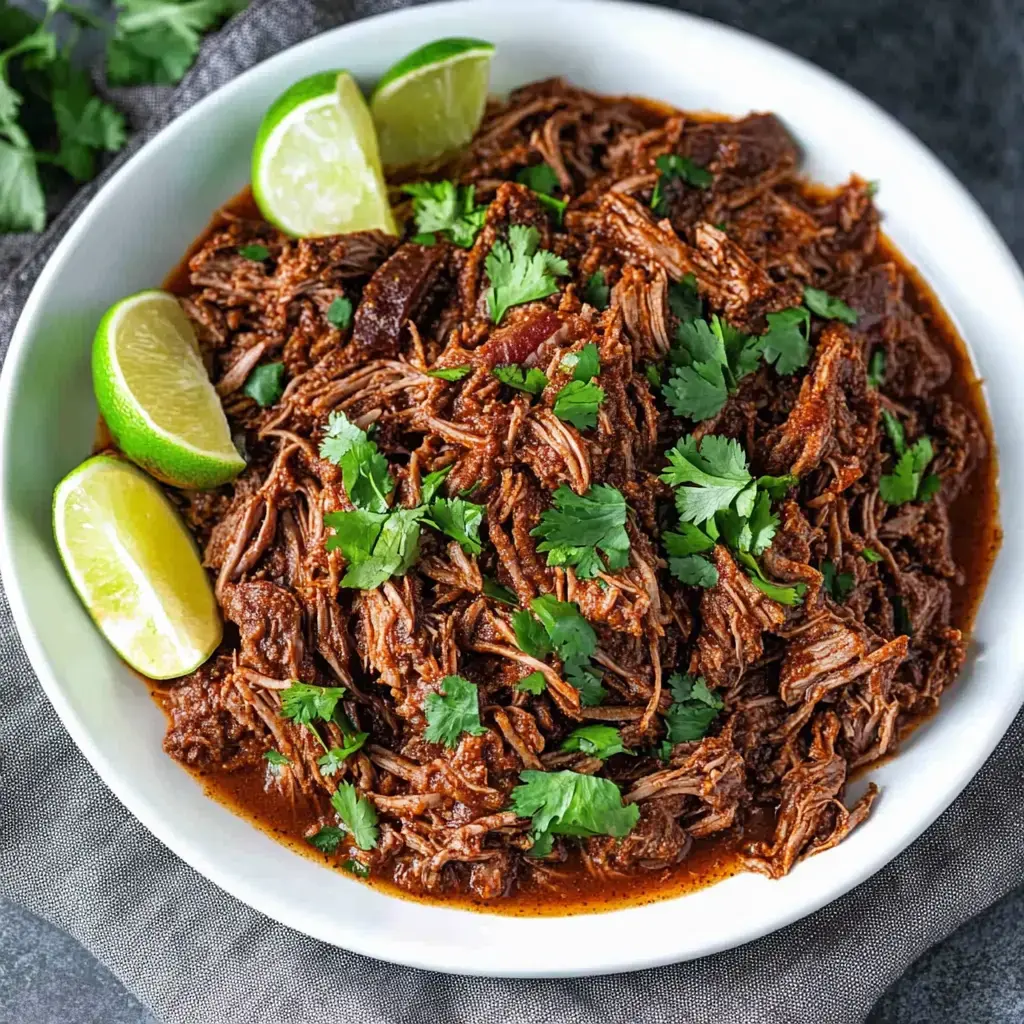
xmin=320 ymin=412 xmax=486 ymax=589
xmin=0 ymin=1 xmax=246 ymax=234
xmin=403 ymin=179 xmax=487 ymax=247
xmin=659 ymin=434 xmax=805 ymax=604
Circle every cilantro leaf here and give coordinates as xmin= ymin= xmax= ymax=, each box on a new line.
xmin=553 ymin=380 xmax=605 ymax=429
xmin=510 ymin=770 xmax=639 ymax=839
xmin=660 ymin=435 xmax=754 ymax=525
xmin=862 ymin=547 xmax=883 ymax=563
xmin=427 ymin=365 xmax=472 ymax=381
xmin=867 ymin=349 xmax=886 ymax=389
xmin=328 ymin=506 xmax=424 ymax=590
xmin=804 ymin=286 xmax=858 ymax=325
xmin=512 ymin=609 xmax=553 ymax=660
xmin=645 ymin=364 xmax=663 ymax=388
xmin=517 ymin=671 xmax=547 ymax=695
xmin=327 ymin=295 xmax=353 ymax=329
xmin=483 ymin=577 xmax=519 ymax=606
xmin=307 ymin=825 xmax=345 ymax=854
xmin=650 ymin=153 xmax=713 ymax=215
xmin=568 ymin=666 xmax=607 ymax=707
xmin=583 ymin=270 xmax=610 ymax=310
xmin=756 ymin=474 xmax=798 ymax=500
xmin=107 ymin=0 xmax=246 ymax=86
xmin=263 ymin=749 xmax=290 ymax=766
xmin=426 ymin=497 xmax=485 ymax=554
xmin=342 ymin=858 xmax=370 ymax=878
xmin=516 ymin=163 xmax=560 ymax=195
xmin=331 ymin=782 xmax=379 ymax=850
xmin=402 ymin=180 xmax=487 ymax=247
xmin=531 ymin=484 xmax=630 ymax=579
xmin=881 ymin=409 xmax=907 ymax=455
xmin=758 ymin=306 xmax=810 ymax=375
xmin=493 ymin=364 xmax=549 ymax=395
xmin=238 ymin=243 xmax=269 ymax=261
xmin=880 ymin=437 xmax=935 ymax=505
xmin=50 ymin=64 xmax=126 ymax=183
xmin=560 ymin=724 xmax=632 ymax=759
xmin=918 ymin=473 xmax=941 ymax=502
xmin=669 ymin=554 xmax=719 ymax=588
xmin=822 ymin=559 xmax=855 ymax=603
xmin=535 ymin=192 xmax=568 ymax=225
xmin=748 ymin=575 xmax=807 ymax=606
xmin=279 ymin=682 xmax=346 ymax=726
xmin=423 ymin=675 xmax=488 ymax=747
xmin=560 ymin=343 xmax=600 ymax=383
xmin=746 ymin=491 xmax=779 ymax=556
xmin=530 ymin=595 xmax=598 ymax=668
xmin=663 ymin=360 xmax=728 ymax=421
xmin=319 ymin=411 xmax=394 ymax=513
xmin=485 ymin=224 xmax=569 ymax=324
xmin=243 ymin=362 xmax=285 ymax=408
xmin=316 ymin=733 xmax=368 ymax=777
xmin=668 ymin=273 xmax=702 ymax=323
xmin=0 ymin=140 xmax=45 ymax=232
xmin=420 ymin=465 xmax=452 ymax=503
xmin=664 ymin=522 xmax=716 ymax=556
xmin=663 ymin=674 xmax=723 ymax=742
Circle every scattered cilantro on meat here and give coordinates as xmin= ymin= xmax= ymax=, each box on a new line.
xmin=560 ymin=724 xmax=633 ymax=759
xmin=758 ymin=306 xmax=811 ymax=375
xmin=279 ymin=682 xmax=346 ymax=726
xmin=560 ymin=343 xmax=600 ymax=383
xmin=866 ymin=349 xmax=886 ymax=389
xmin=403 ymin=180 xmax=487 ymax=247
xmin=516 ymin=671 xmax=547 ymax=695
xmin=423 ymin=675 xmax=488 ymax=748
xmin=531 ymin=483 xmax=630 ymax=578
xmin=879 ymin=410 xmax=939 ymax=505
xmin=804 ymin=286 xmax=858 ymax=325
xmin=861 ymin=547 xmax=883 ymax=563
xmin=331 ymin=782 xmax=379 ymax=850
xmin=242 ymin=362 xmax=285 ymax=408
xmin=663 ymin=674 xmax=723 ymax=742
xmin=492 ymin=364 xmax=549 ymax=395
xmin=342 ymin=859 xmax=370 ymax=878
xmin=427 ymin=365 xmax=472 ymax=381
xmin=553 ymin=380 xmax=605 ymax=429
xmin=316 ymin=733 xmax=368 ymax=777
xmin=263 ymin=749 xmax=290 ymax=766
xmin=583 ymin=270 xmax=610 ymax=310
xmin=650 ymin=153 xmax=713 ymax=215
xmin=668 ymin=273 xmax=702 ymax=323
xmin=238 ymin=243 xmax=269 ymax=261
xmin=660 ymin=434 xmax=756 ymax=525
xmin=822 ymin=559 xmax=855 ymax=602
xmin=307 ymin=825 xmax=344 ymax=855
xmin=485 ymin=224 xmax=569 ymax=324
xmin=327 ymin=295 xmax=353 ymax=329
xmin=426 ymin=497 xmax=485 ymax=554
xmin=482 ymin=577 xmax=519 ymax=606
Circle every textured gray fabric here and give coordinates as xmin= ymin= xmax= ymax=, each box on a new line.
xmin=1 ymin=2 xmax=1023 ymax=1023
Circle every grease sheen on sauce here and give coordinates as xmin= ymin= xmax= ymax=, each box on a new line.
xmin=152 ymin=174 xmax=1000 ymax=917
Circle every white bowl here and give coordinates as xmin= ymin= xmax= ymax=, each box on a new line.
xmin=2 ymin=0 xmax=1023 ymax=978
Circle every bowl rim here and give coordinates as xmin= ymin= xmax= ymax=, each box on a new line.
xmin=2 ymin=0 xmax=1023 ymax=978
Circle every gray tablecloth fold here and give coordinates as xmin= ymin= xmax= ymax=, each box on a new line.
xmin=2 ymin=2 xmax=1023 ymax=1022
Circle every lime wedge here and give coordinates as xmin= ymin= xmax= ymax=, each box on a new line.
xmin=371 ymin=37 xmax=494 ymax=169
xmin=93 ymin=290 xmax=245 ymax=490
xmin=252 ymin=70 xmax=396 ymax=237
xmin=53 ymin=455 xmax=222 ymax=679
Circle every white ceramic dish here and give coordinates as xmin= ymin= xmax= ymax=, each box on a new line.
xmin=2 ymin=0 xmax=1023 ymax=978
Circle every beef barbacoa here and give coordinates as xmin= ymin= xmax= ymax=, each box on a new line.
xmin=153 ymin=79 xmax=997 ymax=906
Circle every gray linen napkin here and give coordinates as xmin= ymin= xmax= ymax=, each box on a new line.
xmin=2 ymin=2 xmax=1023 ymax=1022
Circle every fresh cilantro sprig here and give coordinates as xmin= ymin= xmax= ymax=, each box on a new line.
xmin=331 ymin=782 xmax=379 ymax=850
xmin=531 ymin=483 xmax=630 ymax=578
xmin=426 ymin=497 xmax=485 ymax=555
xmin=516 ymin=162 xmax=569 ymax=224
xmin=560 ymin=724 xmax=633 ymax=759
xmin=758 ymin=306 xmax=811 ymax=376
xmin=486 ymin=225 xmax=569 ymax=324
xmin=878 ymin=410 xmax=939 ymax=505
xmin=317 ymin=732 xmax=368 ymax=777
xmin=493 ymin=364 xmax=549 ymax=395
xmin=510 ymin=769 xmax=639 ymax=856
xmin=660 ymin=434 xmax=756 ymax=525
xmin=327 ymin=295 xmax=353 ymax=330
xmin=427 ymin=365 xmax=472 ymax=381
xmin=279 ymin=682 xmax=346 ymax=726
xmin=402 ymin=180 xmax=488 ymax=247
xmin=822 ymin=559 xmax=854 ymax=603
xmin=513 ymin=595 xmax=606 ymax=706
xmin=804 ymin=286 xmax=858 ymax=325
xmin=423 ymin=675 xmax=488 ymax=748
xmin=553 ymin=381 xmax=605 ymax=429
xmin=263 ymin=749 xmax=290 ymax=766
xmin=243 ymin=362 xmax=285 ymax=407
xmin=650 ymin=153 xmax=713 ymax=216
xmin=583 ymin=271 xmax=610 ymax=310
xmin=326 ymin=506 xmax=424 ymax=590
xmin=669 ymin=273 xmax=702 ymax=323
xmin=516 ymin=671 xmax=547 ymax=695
xmin=663 ymin=674 xmax=723 ymax=743
xmin=662 ymin=314 xmax=761 ymax=421
xmin=319 ymin=411 xmax=394 ymax=514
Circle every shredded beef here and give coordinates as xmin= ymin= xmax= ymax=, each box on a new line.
xmin=152 ymin=80 xmax=995 ymax=903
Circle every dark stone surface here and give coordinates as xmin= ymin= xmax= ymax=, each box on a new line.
xmin=1 ymin=0 xmax=1021 ymax=1021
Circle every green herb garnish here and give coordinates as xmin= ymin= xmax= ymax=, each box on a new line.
xmin=650 ymin=153 xmax=713 ymax=215
xmin=663 ymin=674 xmax=723 ymax=742
xmin=327 ymin=295 xmax=353 ymax=330
xmin=485 ymin=224 xmax=569 ymax=324
xmin=583 ymin=270 xmax=610 ymax=310
xmin=531 ymin=483 xmax=630 ymax=578
xmin=331 ymin=782 xmax=379 ymax=850
xmin=560 ymin=724 xmax=632 ymax=759
xmin=822 ymin=559 xmax=854 ymax=602
xmin=427 ymin=365 xmax=472 ymax=381
xmin=242 ymin=362 xmax=285 ymax=408
xmin=402 ymin=180 xmax=487 ymax=247
xmin=423 ymin=675 xmax=488 ymax=748
xmin=804 ymin=287 xmax=858 ymax=325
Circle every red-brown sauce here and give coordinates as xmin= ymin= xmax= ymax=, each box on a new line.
xmin=149 ymin=175 xmax=1000 ymax=916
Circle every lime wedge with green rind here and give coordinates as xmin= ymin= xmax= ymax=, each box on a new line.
xmin=252 ymin=70 xmax=396 ymax=238
xmin=53 ymin=455 xmax=222 ymax=680
xmin=93 ymin=289 xmax=246 ymax=490
xmin=371 ymin=37 xmax=495 ymax=169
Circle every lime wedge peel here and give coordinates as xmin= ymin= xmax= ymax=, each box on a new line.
xmin=252 ymin=70 xmax=396 ymax=238
xmin=92 ymin=289 xmax=245 ymax=490
xmin=53 ymin=455 xmax=222 ymax=680
xmin=370 ymin=37 xmax=495 ymax=170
